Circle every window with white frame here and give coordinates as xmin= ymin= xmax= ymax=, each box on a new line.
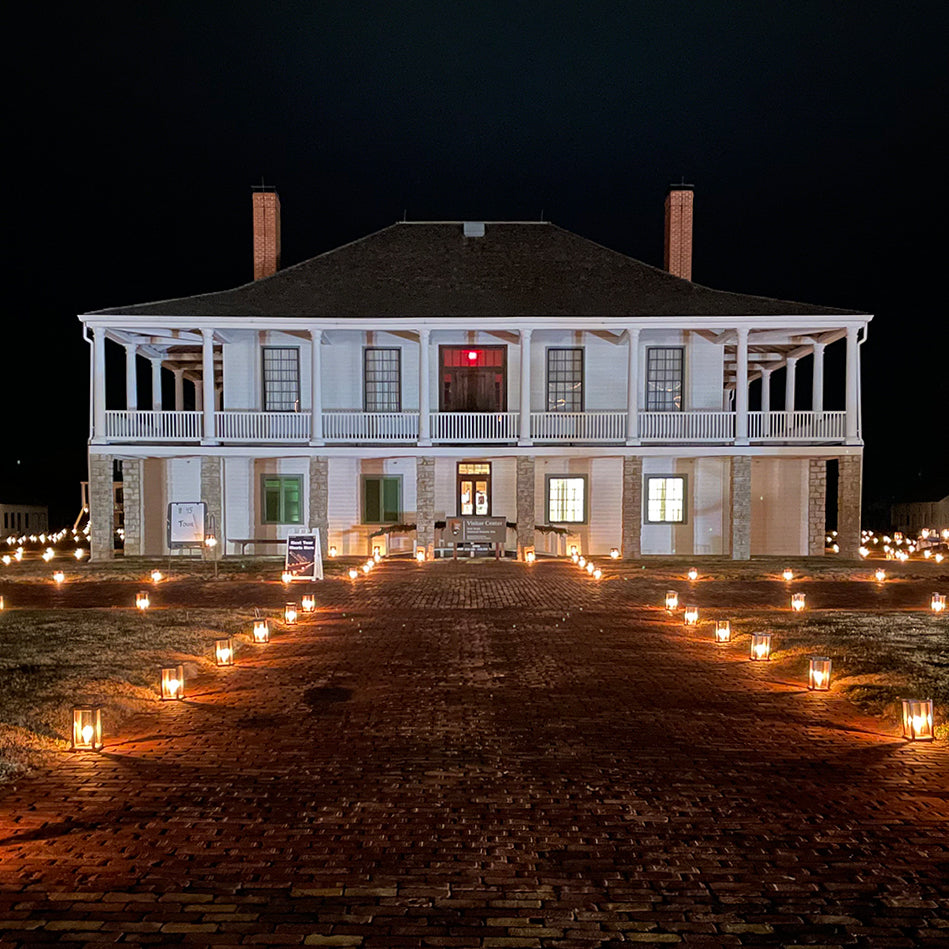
xmin=546 ymin=475 xmax=587 ymax=523
xmin=546 ymin=348 xmax=583 ymax=411
xmin=645 ymin=475 xmax=687 ymax=523
xmin=262 ymin=347 xmax=301 ymax=411
xmin=646 ymin=347 xmax=683 ymax=411
xmin=364 ymin=348 xmax=401 ymax=412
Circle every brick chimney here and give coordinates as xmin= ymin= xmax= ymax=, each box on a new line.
xmin=664 ymin=184 xmax=694 ymax=280
xmin=252 ymin=186 xmax=281 ymax=280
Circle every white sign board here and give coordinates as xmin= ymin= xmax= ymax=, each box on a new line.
xmin=167 ymin=502 xmax=207 ymax=548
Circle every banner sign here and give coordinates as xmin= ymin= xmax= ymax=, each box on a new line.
xmin=167 ymin=502 xmax=207 ymax=548
xmin=445 ymin=516 xmax=507 ymax=544
xmin=285 ymin=530 xmax=323 ymax=580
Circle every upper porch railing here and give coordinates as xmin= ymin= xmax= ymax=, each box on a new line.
xmin=102 ymin=409 xmax=850 ymax=446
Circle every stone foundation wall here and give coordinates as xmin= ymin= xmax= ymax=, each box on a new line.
xmin=621 ymin=456 xmax=643 ymax=559
xmin=730 ymin=455 xmax=751 ymax=561
xmin=516 ymin=456 xmax=535 ymax=559
xmin=308 ymin=457 xmax=329 ymax=553
xmin=808 ymin=459 xmax=827 ymax=557
xmin=416 ymin=457 xmax=435 ymax=557
xmin=201 ymin=456 xmax=223 ymax=559
xmin=89 ymin=454 xmax=114 ymax=562
xmin=121 ymin=459 xmax=143 ymax=557
xmin=837 ymin=454 xmax=863 ymax=559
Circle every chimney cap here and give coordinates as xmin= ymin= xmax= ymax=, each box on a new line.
xmin=667 ymin=182 xmax=695 ymax=193
xmin=251 ymin=180 xmax=278 ymax=193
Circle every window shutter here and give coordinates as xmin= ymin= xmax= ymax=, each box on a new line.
xmin=264 ymin=479 xmax=281 ymax=522
xmin=382 ymin=478 xmax=400 ymax=522
xmin=364 ymin=478 xmax=381 ymax=523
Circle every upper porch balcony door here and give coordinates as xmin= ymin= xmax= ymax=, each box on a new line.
xmin=432 ymin=346 xmax=517 ymax=442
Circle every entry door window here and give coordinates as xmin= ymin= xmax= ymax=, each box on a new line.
xmin=441 ymin=347 xmax=507 ymax=411
xmin=457 ymin=463 xmax=491 ymax=516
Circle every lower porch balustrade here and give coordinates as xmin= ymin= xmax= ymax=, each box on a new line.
xmin=100 ymin=409 xmax=851 ymax=446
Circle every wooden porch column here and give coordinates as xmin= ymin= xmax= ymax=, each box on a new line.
xmin=418 ymin=328 xmax=431 ymax=446
xmin=92 ymin=328 xmax=107 ymax=443
xmin=785 ymin=355 xmax=798 ymax=413
xmin=518 ymin=329 xmax=532 ymax=445
xmin=625 ymin=328 xmax=640 ymax=444
xmin=735 ymin=327 xmax=749 ymax=445
xmin=125 ymin=343 xmax=138 ymax=410
xmin=760 ymin=367 xmax=773 ymax=438
xmin=812 ymin=342 xmax=825 ymax=413
xmin=309 ymin=329 xmax=324 ymax=445
xmin=201 ymin=329 xmax=218 ymax=445
xmin=150 ymin=357 xmax=163 ymax=412
xmin=173 ymin=369 xmax=185 ymax=411
xmin=845 ymin=326 xmax=860 ymax=444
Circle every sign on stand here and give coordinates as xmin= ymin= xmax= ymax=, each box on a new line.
xmin=167 ymin=502 xmax=207 ymax=549
xmin=445 ymin=516 xmax=508 ymax=558
xmin=285 ymin=530 xmax=323 ymax=580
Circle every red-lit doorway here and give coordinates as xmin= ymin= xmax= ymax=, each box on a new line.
xmin=440 ymin=346 xmax=507 ymax=412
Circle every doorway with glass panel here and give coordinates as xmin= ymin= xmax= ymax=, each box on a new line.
xmin=457 ymin=462 xmax=491 ymax=516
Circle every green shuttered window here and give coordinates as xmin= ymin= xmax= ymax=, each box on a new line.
xmin=363 ymin=476 xmax=401 ymax=524
xmin=261 ymin=476 xmax=303 ymax=524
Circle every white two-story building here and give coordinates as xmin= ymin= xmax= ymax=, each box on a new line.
xmin=80 ymin=186 xmax=869 ymax=561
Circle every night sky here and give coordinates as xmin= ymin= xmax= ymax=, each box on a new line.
xmin=7 ymin=1 xmax=947 ymax=526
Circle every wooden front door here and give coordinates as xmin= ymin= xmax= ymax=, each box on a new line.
xmin=440 ymin=347 xmax=507 ymax=412
xmin=457 ymin=462 xmax=491 ymax=516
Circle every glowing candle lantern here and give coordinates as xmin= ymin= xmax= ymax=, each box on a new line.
xmin=281 ymin=571 xmax=293 ymax=584
xmin=284 ymin=602 xmax=298 ymax=625
xmin=74 ymin=548 xmax=85 ymax=560
xmin=791 ymin=593 xmax=806 ymax=612
xmin=42 ymin=549 xmax=54 ymax=562
xmin=875 ymin=568 xmax=886 ymax=582
xmin=609 ymin=547 xmax=620 ymax=559
xmin=901 ymin=698 xmax=934 ymax=741
xmin=858 ymin=546 xmax=869 ymax=558
xmin=214 ymin=638 xmax=234 ymax=666
xmin=808 ymin=656 xmax=832 ymax=691
xmin=578 ymin=556 xmax=586 ymax=568
xmin=301 ymin=594 xmax=315 ymax=613
xmin=750 ymin=632 xmax=772 ymax=661
xmin=0 ymin=595 xmax=4 ymax=610
xmin=328 ymin=545 xmax=338 ymax=557
xmin=1 ymin=555 xmax=10 ymax=565
xmin=71 ymin=706 xmax=103 ymax=751
xmin=53 ymin=570 xmax=65 ymax=585
xmin=687 ymin=567 xmax=698 ymax=581
xmin=160 ymin=665 xmax=184 ymax=700
xmin=571 ymin=552 xmax=579 ymax=564
xmin=525 ymin=549 xmax=536 ymax=564
xmin=782 ymin=568 xmax=794 ymax=582
xmin=372 ymin=547 xmax=381 ymax=562
xmin=205 ymin=533 xmax=217 ymax=549
xmin=683 ymin=605 xmax=699 ymax=626
xmin=151 ymin=569 xmax=163 ymax=583
xmin=585 ymin=561 xmax=595 ymax=575
xmin=135 ymin=591 xmax=150 ymax=611
xmin=714 ymin=620 xmax=731 ymax=644
xmin=416 ymin=547 xmax=426 ymax=562
xmin=348 ymin=567 xmax=359 ymax=579
xmin=665 ymin=590 xmax=679 ymax=611
xmin=931 ymin=593 xmax=946 ymax=613
xmin=924 ymin=549 xmax=932 ymax=559
xmin=936 ymin=553 xmax=945 ymax=564
xmin=593 ymin=568 xmax=602 ymax=580
xmin=14 ymin=548 xmax=23 ymax=561
xmin=570 ymin=545 xmax=578 ymax=556
xmin=362 ymin=562 xmax=371 ymax=574
xmin=252 ymin=619 xmax=270 ymax=643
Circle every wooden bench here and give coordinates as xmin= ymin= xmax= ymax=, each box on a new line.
xmin=230 ymin=538 xmax=288 ymax=556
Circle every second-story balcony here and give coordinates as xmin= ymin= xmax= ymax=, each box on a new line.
xmin=102 ymin=408 xmax=850 ymax=446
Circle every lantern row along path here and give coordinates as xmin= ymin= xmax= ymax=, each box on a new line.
xmin=1 ymin=562 xmax=947 ymax=947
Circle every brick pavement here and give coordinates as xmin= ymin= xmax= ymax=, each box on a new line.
xmin=1 ymin=561 xmax=947 ymax=947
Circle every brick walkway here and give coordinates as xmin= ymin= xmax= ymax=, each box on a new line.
xmin=1 ymin=562 xmax=947 ymax=947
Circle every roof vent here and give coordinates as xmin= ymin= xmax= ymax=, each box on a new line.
xmin=463 ymin=221 xmax=485 ymax=237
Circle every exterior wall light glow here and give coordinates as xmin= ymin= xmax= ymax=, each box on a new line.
xmin=252 ymin=619 xmax=270 ymax=643
xmin=791 ymin=593 xmax=806 ymax=612
xmin=750 ymin=632 xmax=772 ymax=661
xmin=665 ymin=591 xmax=679 ymax=611
xmin=901 ymin=698 xmax=934 ymax=741
xmin=136 ymin=591 xmax=150 ymax=611
xmin=808 ymin=656 xmax=832 ymax=691
xmin=215 ymin=638 xmax=234 ymax=666
xmin=683 ymin=605 xmax=699 ymax=626
xmin=284 ymin=603 xmax=298 ymax=624
xmin=714 ymin=620 xmax=731 ymax=643
xmin=932 ymin=593 xmax=946 ymax=613
xmin=161 ymin=665 xmax=184 ymax=700
xmin=71 ymin=706 xmax=103 ymax=750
